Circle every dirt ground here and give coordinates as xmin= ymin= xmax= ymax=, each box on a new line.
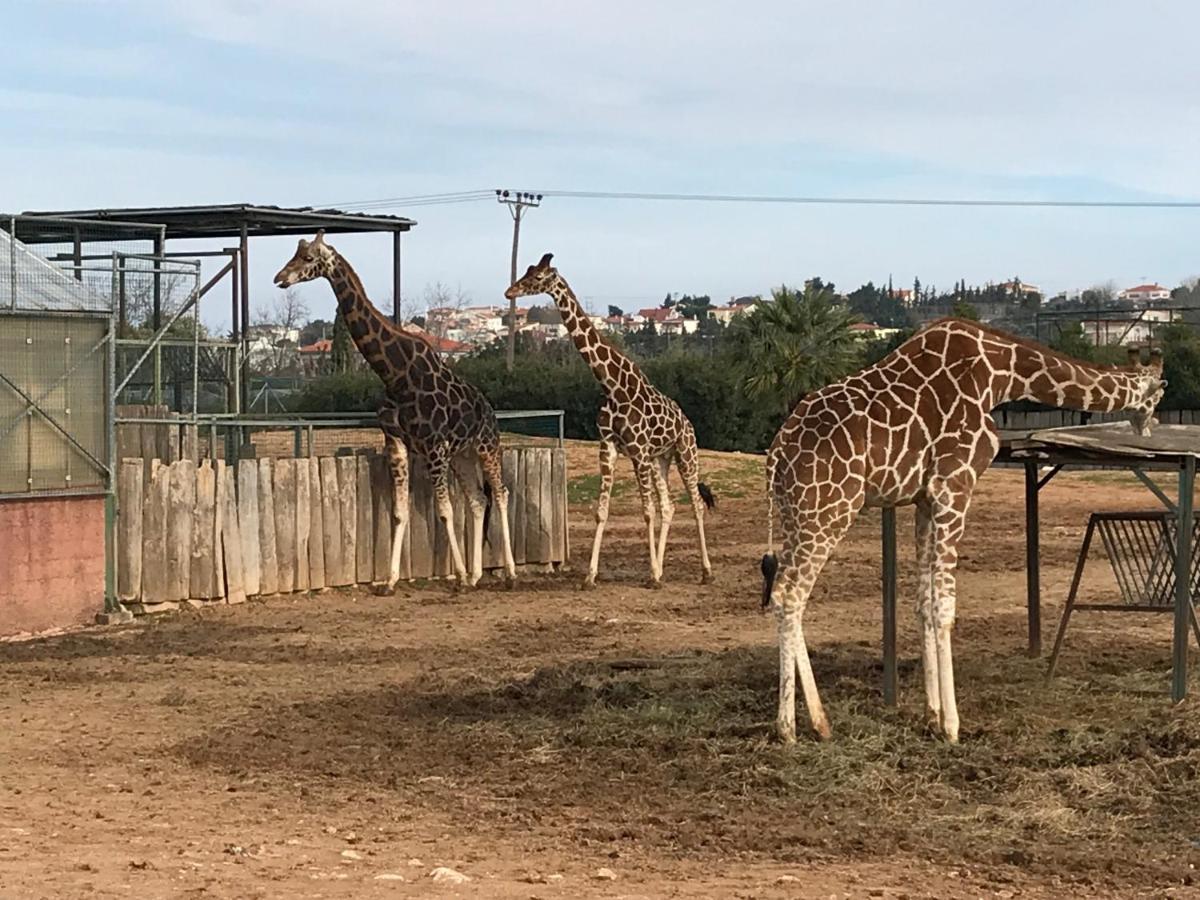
xmin=3 ymin=441 xmax=1200 ymax=899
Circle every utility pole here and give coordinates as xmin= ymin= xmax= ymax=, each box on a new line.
xmin=496 ymin=189 xmax=542 ymax=371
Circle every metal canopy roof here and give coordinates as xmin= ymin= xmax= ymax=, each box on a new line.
xmin=16 ymin=204 xmax=416 ymax=243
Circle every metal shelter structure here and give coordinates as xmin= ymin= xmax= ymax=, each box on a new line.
xmin=876 ymin=423 xmax=1199 ymax=706
xmin=18 ymin=205 xmax=417 ymax=412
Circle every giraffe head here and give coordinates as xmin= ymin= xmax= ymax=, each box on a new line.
xmin=504 ymin=252 xmax=557 ymax=300
xmin=273 ymin=230 xmax=337 ymax=288
xmin=1125 ymin=347 xmax=1167 ymax=436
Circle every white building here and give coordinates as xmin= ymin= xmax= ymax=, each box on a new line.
xmin=1119 ymin=283 xmax=1172 ymax=305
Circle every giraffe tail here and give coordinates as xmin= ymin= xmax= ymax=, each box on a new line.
xmin=761 ymin=451 xmax=779 ymax=610
xmin=482 ymin=480 xmax=493 ymax=547
xmin=697 ymin=482 xmax=716 ymax=510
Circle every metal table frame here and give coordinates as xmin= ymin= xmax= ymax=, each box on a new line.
xmin=879 ymin=431 xmax=1198 ymax=704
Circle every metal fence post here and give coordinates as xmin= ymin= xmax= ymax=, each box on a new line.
xmin=1172 ymin=456 xmax=1196 ymax=703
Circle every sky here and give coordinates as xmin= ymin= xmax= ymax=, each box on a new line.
xmin=3 ymin=1 xmax=1199 ymax=332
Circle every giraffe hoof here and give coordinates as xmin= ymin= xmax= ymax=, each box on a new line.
xmin=371 ymin=583 xmax=396 ymax=597
xmin=644 ymin=577 xmax=664 ymax=590
xmin=813 ymin=721 xmax=833 ymax=742
xmin=700 ymin=570 xmax=714 ymax=585
xmin=503 ymin=575 xmax=517 ymax=590
xmin=579 ymin=577 xmax=596 ymax=592
xmin=776 ymin=721 xmax=797 ymax=745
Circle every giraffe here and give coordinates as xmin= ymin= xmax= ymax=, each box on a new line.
xmin=274 ymin=231 xmax=517 ymax=590
xmin=505 ymin=253 xmax=715 ymax=588
xmin=761 ymin=317 xmax=1166 ymax=744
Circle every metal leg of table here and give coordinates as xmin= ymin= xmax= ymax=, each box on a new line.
xmin=882 ymin=506 xmax=898 ymax=706
xmin=1172 ymin=456 xmax=1195 ymax=703
xmin=1024 ymin=461 xmax=1042 ymax=658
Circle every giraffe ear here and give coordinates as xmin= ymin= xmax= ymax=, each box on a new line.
xmin=313 ymin=229 xmax=327 ymax=245
xmin=537 ymin=253 xmax=554 ymax=269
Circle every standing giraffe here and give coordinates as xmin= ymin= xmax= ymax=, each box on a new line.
xmin=505 ymin=253 xmax=715 ymax=588
xmin=274 ymin=231 xmax=517 ymax=589
xmin=762 ymin=318 xmax=1165 ymax=744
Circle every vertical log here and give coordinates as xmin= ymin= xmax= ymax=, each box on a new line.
xmin=257 ymin=458 xmax=279 ymax=595
xmin=510 ymin=449 xmax=526 ymax=565
xmin=220 ymin=463 xmax=247 ymax=604
xmin=551 ymin=448 xmax=566 ymax=564
xmin=320 ymin=458 xmax=344 ymax=586
xmin=237 ymin=460 xmax=261 ymax=596
xmin=117 ymin=459 xmax=144 ymax=601
xmin=356 ymin=455 xmax=373 ymax=584
xmin=408 ymin=456 xmax=433 ymax=578
xmin=273 ymin=459 xmax=297 ymax=594
xmin=308 ymin=456 xmax=327 ymax=590
xmin=335 ymin=456 xmax=357 ymax=586
xmin=295 ymin=459 xmax=311 ymax=591
xmin=190 ymin=461 xmax=217 ymax=600
xmin=141 ymin=459 xmax=169 ymax=603
xmin=165 ymin=459 xmax=196 ymax=601
xmin=371 ymin=454 xmax=395 ymax=584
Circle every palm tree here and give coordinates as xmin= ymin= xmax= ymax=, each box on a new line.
xmin=728 ymin=283 xmax=861 ymax=415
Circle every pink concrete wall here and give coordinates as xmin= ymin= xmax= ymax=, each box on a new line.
xmin=0 ymin=496 xmax=105 ymax=636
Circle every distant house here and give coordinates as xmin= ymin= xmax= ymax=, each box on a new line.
xmin=998 ymin=280 xmax=1041 ymax=297
xmin=849 ymin=322 xmax=900 ymax=341
xmin=1119 ymin=283 xmax=1171 ymax=305
xmin=637 ymin=307 xmax=673 ymax=326
xmin=298 ymin=337 xmax=332 ymax=374
xmin=710 ymin=297 xmax=759 ymax=325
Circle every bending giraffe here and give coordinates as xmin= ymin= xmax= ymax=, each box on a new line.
xmin=274 ymin=231 xmax=517 ymax=590
xmin=762 ymin=318 xmax=1165 ymax=744
xmin=505 ymin=253 xmax=715 ymax=588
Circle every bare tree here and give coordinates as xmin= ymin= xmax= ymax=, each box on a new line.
xmin=422 ymin=281 xmax=471 ymax=338
xmin=250 ymin=287 xmax=311 ymax=374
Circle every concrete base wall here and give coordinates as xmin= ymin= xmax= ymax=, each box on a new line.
xmin=0 ymin=495 xmax=105 ymax=636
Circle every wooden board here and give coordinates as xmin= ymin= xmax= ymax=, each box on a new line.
xmin=320 ymin=457 xmax=344 ymax=586
xmin=117 ymin=459 xmax=143 ymax=601
xmin=407 ymin=457 xmax=433 ymax=579
xmin=181 ymin=424 xmax=198 ymax=464
xmin=509 ymin=449 xmax=526 ymax=565
xmin=141 ymin=460 xmax=170 ymax=603
xmin=371 ymin=454 xmax=395 ymax=584
xmin=308 ymin=457 xmax=327 ymax=590
xmin=212 ymin=461 xmax=226 ymax=599
xmin=165 ymin=459 xmax=195 ymax=601
xmin=220 ymin=463 xmax=247 ymax=604
xmin=536 ymin=449 xmax=554 ymax=564
xmin=551 ymin=448 xmax=566 ymax=564
xmin=335 ymin=456 xmax=358 ymax=586
xmin=295 ymin=460 xmax=311 ymax=591
xmin=190 ymin=461 xmax=217 ymax=600
xmin=273 ymin=459 xmax=297 ymax=594
xmin=523 ymin=449 xmax=542 ymax=563
xmin=356 ymin=456 xmax=373 ymax=584
xmin=237 ymin=460 xmax=261 ymax=596
xmin=257 ymin=457 xmax=279 ymax=595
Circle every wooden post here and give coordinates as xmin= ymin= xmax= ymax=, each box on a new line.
xmin=117 ymin=459 xmax=144 ymax=601
xmin=510 ymin=449 xmax=526 ymax=565
xmin=524 ymin=449 xmax=542 ymax=564
xmin=295 ymin=459 xmax=311 ymax=591
xmin=237 ymin=460 xmax=261 ymax=596
xmin=191 ymin=461 xmax=217 ymax=600
xmin=335 ymin=456 xmax=357 ymax=586
xmin=274 ymin=459 xmax=297 ymax=594
xmin=320 ymin=457 xmax=344 ymax=585
xmin=257 ymin=458 xmax=279 ymax=595
xmin=165 ymin=459 xmax=196 ymax=601
xmin=551 ymin=448 xmax=566 ymax=564
xmin=371 ymin=454 xmax=395 ymax=584
xmin=408 ymin=457 xmax=433 ymax=578
xmin=212 ymin=461 xmax=227 ymax=599
xmin=141 ymin=461 xmax=170 ymax=603
xmin=356 ymin=456 xmax=373 ymax=584
xmin=220 ymin=463 xmax=247 ymax=604
xmin=308 ymin=456 xmax=327 ymax=590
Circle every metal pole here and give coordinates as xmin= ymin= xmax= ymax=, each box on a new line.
xmin=882 ymin=506 xmax=898 ymax=705
xmin=73 ymin=227 xmax=82 ymax=281
xmin=1172 ymin=456 xmax=1195 ymax=703
xmin=8 ymin=216 xmax=16 ymax=310
xmin=1024 ymin=461 xmax=1042 ymax=657
xmin=507 ymin=205 xmax=522 ymax=372
xmin=152 ymin=231 xmax=164 ymax=405
xmin=105 ymin=252 xmax=121 ymax=616
xmin=239 ymin=222 xmax=250 ymax=416
xmin=392 ymin=230 xmax=403 ymax=325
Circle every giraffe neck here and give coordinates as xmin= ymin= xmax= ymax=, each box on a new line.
xmin=326 ymin=251 xmax=427 ymax=386
xmin=546 ymin=276 xmax=643 ymax=394
xmin=993 ymin=341 xmax=1146 ymax=413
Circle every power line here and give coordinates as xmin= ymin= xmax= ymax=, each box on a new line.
xmin=520 ymin=189 xmax=1200 ymax=209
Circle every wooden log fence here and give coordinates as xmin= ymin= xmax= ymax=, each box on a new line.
xmin=116 ymin=447 xmax=568 ymax=614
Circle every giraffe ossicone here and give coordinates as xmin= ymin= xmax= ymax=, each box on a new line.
xmin=763 ymin=317 xmax=1166 ymax=745
xmin=505 ymin=252 xmax=715 ymax=588
xmin=274 ymin=231 xmax=518 ymax=590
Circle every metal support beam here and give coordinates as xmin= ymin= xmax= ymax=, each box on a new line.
xmin=239 ymin=224 xmax=250 ymax=415
xmin=1024 ymin=461 xmax=1042 ymax=657
xmin=1172 ymin=456 xmax=1196 ymax=703
xmin=882 ymin=507 xmax=898 ymax=706
xmin=392 ymin=230 xmax=403 ymax=324
xmin=1133 ymin=467 xmax=1177 ymax=514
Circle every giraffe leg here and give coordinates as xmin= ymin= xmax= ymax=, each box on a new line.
xmin=652 ymin=457 xmax=674 ymax=580
xmin=452 ymin=454 xmax=487 ymax=588
xmin=379 ymin=429 xmax=411 ymax=595
xmin=677 ymin=451 xmax=713 ymax=584
xmin=929 ymin=485 xmax=973 ymax=744
xmin=479 ymin=446 xmax=516 ymax=586
xmin=583 ymin=439 xmax=618 ymax=590
xmin=772 ymin=559 xmax=832 ymax=742
xmin=914 ymin=498 xmax=940 ymax=730
xmin=429 ymin=454 xmax=470 ymax=589
xmin=633 ymin=460 xmax=662 ymax=585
